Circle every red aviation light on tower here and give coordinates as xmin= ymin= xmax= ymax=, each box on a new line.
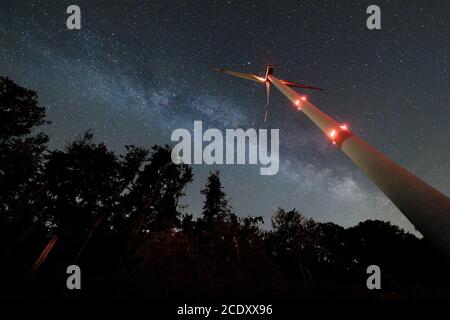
xmin=329 ymin=124 xmax=353 ymax=146
xmin=329 ymin=129 xmax=337 ymax=145
xmin=329 ymin=129 xmax=337 ymax=138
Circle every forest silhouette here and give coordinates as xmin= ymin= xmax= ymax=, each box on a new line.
xmin=0 ymin=75 xmax=449 ymax=300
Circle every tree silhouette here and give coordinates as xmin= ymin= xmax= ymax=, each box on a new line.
xmin=0 ymin=76 xmax=48 ymax=225
xmin=199 ymin=171 xmax=233 ymax=227
xmin=270 ymin=208 xmax=317 ymax=285
xmin=30 ymin=131 xmax=122 ymax=272
xmin=1 ymin=75 xmax=449 ymax=300
xmin=126 ymin=145 xmax=193 ymax=238
xmin=0 ymin=77 xmax=49 ymax=273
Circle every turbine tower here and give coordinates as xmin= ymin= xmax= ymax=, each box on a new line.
xmin=211 ymin=65 xmax=450 ymax=259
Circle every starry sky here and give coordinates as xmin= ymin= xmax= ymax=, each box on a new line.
xmin=1 ymin=0 xmax=449 ymax=234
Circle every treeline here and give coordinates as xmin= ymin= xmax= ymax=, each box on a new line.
xmin=0 ymin=76 xmax=449 ymax=300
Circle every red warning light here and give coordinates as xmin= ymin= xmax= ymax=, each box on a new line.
xmin=295 ymin=99 xmax=300 ymax=106
xmin=301 ymin=96 xmax=307 ymax=101
xmin=330 ymin=129 xmax=337 ymax=138
xmin=329 ymin=124 xmax=353 ymax=146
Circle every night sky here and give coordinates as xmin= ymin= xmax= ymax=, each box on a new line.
xmin=1 ymin=0 xmax=449 ymax=234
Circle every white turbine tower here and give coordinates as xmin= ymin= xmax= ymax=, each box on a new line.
xmin=211 ymin=65 xmax=450 ymax=259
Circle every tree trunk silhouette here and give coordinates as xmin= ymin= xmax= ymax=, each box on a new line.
xmin=305 ymin=265 xmax=315 ymax=286
xmin=297 ymin=258 xmax=309 ymax=285
xmin=130 ymin=175 xmax=163 ymax=241
xmin=73 ymin=215 xmax=104 ymax=264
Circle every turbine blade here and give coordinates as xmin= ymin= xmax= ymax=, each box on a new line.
xmin=265 ymin=81 xmax=270 ymax=107
xmin=264 ymin=81 xmax=270 ymax=123
xmin=210 ymin=67 xmax=265 ymax=83
xmin=264 ymin=108 xmax=269 ymax=123
xmin=280 ymin=79 xmax=324 ymax=91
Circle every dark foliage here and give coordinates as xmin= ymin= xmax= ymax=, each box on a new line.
xmin=0 ymin=76 xmax=449 ymax=300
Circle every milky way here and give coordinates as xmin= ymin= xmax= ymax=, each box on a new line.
xmin=1 ymin=0 xmax=449 ymax=233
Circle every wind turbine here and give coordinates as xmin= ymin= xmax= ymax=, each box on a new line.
xmin=210 ymin=65 xmax=323 ymax=123
xmin=211 ymin=65 xmax=450 ymax=259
